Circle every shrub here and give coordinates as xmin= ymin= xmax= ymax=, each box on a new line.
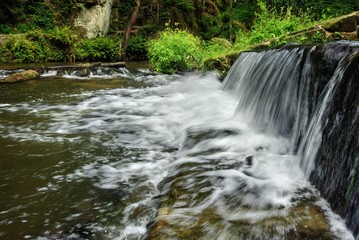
xmin=201 ymin=37 xmax=232 ymax=60
xmin=147 ymin=27 xmax=202 ymax=73
xmin=2 ymin=35 xmax=42 ymax=63
xmin=127 ymin=34 xmax=147 ymax=60
xmin=234 ymin=1 xmax=313 ymax=50
xmin=75 ymin=36 xmax=119 ymax=61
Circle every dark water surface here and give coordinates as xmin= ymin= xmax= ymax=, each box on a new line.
xmin=0 ymin=66 xmax=174 ymax=239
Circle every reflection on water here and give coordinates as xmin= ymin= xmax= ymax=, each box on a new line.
xmin=0 ymin=67 xmax=353 ymax=239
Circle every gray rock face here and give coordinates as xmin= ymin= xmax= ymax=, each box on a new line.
xmin=74 ymin=0 xmax=113 ymax=38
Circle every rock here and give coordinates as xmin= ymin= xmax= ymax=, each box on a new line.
xmin=245 ymin=156 xmax=253 ymax=166
xmin=75 ymin=68 xmax=91 ymax=77
xmin=203 ymin=52 xmax=240 ymax=80
xmin=0 ymin=70 xmax=40 ymax=83
xmin=77 ymin=0 xmax=101 ymax=6
xmin=73 ymin=0 xmax=113 ymax=38
xmin=146 ymin=176 xmax=336 ymax=240
xmin=322 ymin=12 xmax=358 ymax=32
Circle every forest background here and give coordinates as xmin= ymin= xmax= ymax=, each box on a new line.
xmin=0 ymin=0 xmax=358 ymax=73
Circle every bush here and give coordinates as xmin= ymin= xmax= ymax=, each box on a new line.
xmin=234 ymin=1 xmax=313 ymax=50
xmin=75 ymin=36 xmax=119 ymax=61
xmin=201 ymin=37 xmax=232 ymax=60
xmin=2 ymin=35 xmax=42 ymax=63
xmin=147 ymin=27 xmax=202 ymax=73
xmin=127 ymin=34 xmax=147 ymax=60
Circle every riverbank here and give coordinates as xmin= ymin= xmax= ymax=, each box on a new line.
xmin=204 ymin=11 xmax=359 ymax=76
xmin=1 ymin=9 xmax=358 ymax=75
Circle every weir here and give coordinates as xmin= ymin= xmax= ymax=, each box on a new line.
xmin=145 ymin=41 xmax=359 ymax=239
xmin=222 ymin=41 xmax=359 ymax=238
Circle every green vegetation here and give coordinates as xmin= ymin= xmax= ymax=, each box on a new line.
xmin=0 ymin=27 xmax=120 ymax=63
xmin=0 ymin=0 xmax=75 ymax=33
xmin=127 ymin=34 xmax=147 ymax=61
xmin=234 ymin=1 xmax=313 ymax=50
xmin=148 ymin=1 xmax=317 ymax=73
xmin=147 ymin=26 xmax=202 ymax=73
xmin=75 ymin=37 xmax=120 ymax=62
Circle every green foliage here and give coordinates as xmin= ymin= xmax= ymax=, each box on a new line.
xmin=2 ymin=35 xmax=42 ymax=63
xmin=75 ymin=37 xmax=119 ymax=61
xmin=26 ymin=2 xmax=55 ymax=30
xmin=28 ymin=29 xmax=66 ymax=61
xmin=127 ymin=34 xmax=147 ymax=60
xmin=1 ymin=28 xmax=121 ymax=63
xmin=234 ymin=1 xmax=313 ymax=49
xmin=0 ymin=0 xmax=75 ymax=34
xmin=311 ymin=31 xmax=325 ymax=43
xmin=147 ymin=27 xmax=202 ymax=73
xmin=202 ymin=38 xmax=232 ymax=60
xmin=0 ymin=27 xmax=80 ymax=63
xmin=47 ymin=27 xmax=79 ymax=61
xmin=0 ymin=24 xmax=12 ymax=34
xmin=270 ymin=0 xmax=358 ymax=20
xmin=47 ymin=26 xmax=79 ymax=46
xmin=163 ymin=0 xmax=195 ymax=12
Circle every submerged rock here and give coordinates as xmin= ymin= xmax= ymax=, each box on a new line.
xmin=146 ymin=164 xmax=336 ymax=240
xmin=0 ymin=69 xmax=40 ymax=83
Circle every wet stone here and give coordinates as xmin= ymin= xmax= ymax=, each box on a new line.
xmin=245 ymin=156 xmax=253 ymax=166
xmin=182 ymin=127 xmax=241 ymax=150
xmin=0 ymin=69 xmax=40 ymax=83
xmin=147 ymin=187 xmax=336 ymax=240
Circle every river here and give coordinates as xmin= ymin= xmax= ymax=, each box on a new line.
xmin=0 ymin=60 xmax=355 ymax=239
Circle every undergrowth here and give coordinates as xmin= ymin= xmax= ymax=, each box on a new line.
xmin=147 ymin=0 xmax=316 ymax=73
xmin=234 ymin=1 xmax=313 ymax=50
xmin=147 ymin=26 xmax=202 ymax=73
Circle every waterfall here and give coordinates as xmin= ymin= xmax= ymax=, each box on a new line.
xmin=222 ymin=41 xmax=359 ymax=237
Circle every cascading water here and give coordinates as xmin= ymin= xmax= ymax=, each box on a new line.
xmin=0 ymin=42 xmax=357 ymax=240
xmin=221 ymin=41 xmax=359 ymax=239
xmin=145 ymin=42 xmax=358 ymax=239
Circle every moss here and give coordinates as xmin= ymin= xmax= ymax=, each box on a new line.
xmin=202 ymin=51 xmax=240 ymax=78
xmin=0 ymin=69 xmax=39 ymax=83
xmin=322 ymin=12 xmax=358 ymax=32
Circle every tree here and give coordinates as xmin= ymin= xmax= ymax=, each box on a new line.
xmin=121 ymin=0 xmax=142 ymax=60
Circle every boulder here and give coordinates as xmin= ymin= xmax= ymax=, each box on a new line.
xmin=73 ymin=0 xmax=113 ymax=38
xmin=77 ymin=0 xmax=101 ymax=6
xmin=322 ymin=12 xmax=358 ymax=32
xmin=0 ymin=70 xmax=40 ymax=83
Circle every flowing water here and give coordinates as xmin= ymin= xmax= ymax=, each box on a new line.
xmin=0 ymin=43 xmax=357 ymax=240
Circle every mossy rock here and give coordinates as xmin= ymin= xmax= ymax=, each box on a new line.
xmin=203 ymin=51 xmax=240 ymax=79
xmin=322 ymin=12 xmax=358 ymax=32
xmin=146 ymin=189 xmax=335 ymax=240
xmin=146 ymin=142 xmax=337 ymax=240
xmin=210 ymin=37 xmax=232 ymax=49
xmin=0 ymin=70 xmax=40 ymax=83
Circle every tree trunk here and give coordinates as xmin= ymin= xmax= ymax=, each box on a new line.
xmin=120 ymin=0 xmax=141 ymax=60
xmin=229 ymin=0 xmax=233 ymax=42
xmin=156 ymin=0 xmax=160 ymax=24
